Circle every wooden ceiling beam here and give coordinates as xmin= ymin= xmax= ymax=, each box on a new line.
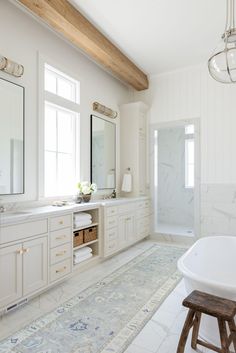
xmin=17 ymin=0 xmax=149 ymax=91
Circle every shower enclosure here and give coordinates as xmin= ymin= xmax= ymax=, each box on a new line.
xmin=151 ymin=120 xmax=200 ymax=238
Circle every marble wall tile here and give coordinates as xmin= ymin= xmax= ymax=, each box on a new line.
xmin=158 ymin=127 xmax=194 ymax=228
xmin=200 ymin=184 xmax=236 ymax=237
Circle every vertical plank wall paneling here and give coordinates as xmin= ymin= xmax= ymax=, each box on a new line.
xmin=135 ymin=65 xmax=236 ymax=237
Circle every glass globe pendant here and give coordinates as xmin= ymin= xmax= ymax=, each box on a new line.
xmin=208 ymin=0 xmax=236 ymax=83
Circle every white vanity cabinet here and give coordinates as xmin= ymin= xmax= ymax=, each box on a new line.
xmin=118 ymin=212 xmax=135 ymax=248
xmin=0 ymin=244 xmax=23 ymax=308
xmin=0 ymin=233 xmax=48 ymax=309
xmin=0 ymin=214 xmax=73 ymax=312
xmin=49 ymin=214 xmax=72 ymax=283
xmin=23 ymin=236 xmax=48 ymax=296
xmin=103 ymin=198 xmax=150 ymax=257
xmin=120 ymin=102 xmax=149 ymax=197
xmin=0 ymin=235 xmax=48 ymax=309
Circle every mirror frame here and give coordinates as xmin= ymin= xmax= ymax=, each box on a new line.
xmin=0 ymin=77 xmax=25 ymax=195
xmin=90 ymin=114 xmax=116 ymax=190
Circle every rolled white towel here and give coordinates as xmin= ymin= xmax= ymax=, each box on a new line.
xmin=74 ymin=219 xmax=92 ymax=228
xmin=74 ymin=253 xmax=92 ymax=264
xmin=74 ymin=212 xmax=92 ymax=221
xmin=74 ymin=246 xmax=92 ymax=258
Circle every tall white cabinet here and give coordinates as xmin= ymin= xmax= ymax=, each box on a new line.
xmin=120 ymin=102 xmax=149 ymax=197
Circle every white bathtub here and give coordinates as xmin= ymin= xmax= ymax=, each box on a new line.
xmin=178 ymin=236 xmax=236 ymax=346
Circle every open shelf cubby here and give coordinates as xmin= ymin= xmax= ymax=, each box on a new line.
xmin=73 ymin=207 xmax=100 ymax=269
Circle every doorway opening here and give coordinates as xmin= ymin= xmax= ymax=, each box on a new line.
xmin=152 ymin=120 xmax=200 ymax=238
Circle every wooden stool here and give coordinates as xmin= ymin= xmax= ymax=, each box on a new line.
xmin=177 ymin=290 xmax=236 ymax=353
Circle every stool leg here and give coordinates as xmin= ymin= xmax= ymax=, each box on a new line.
xmin=218 ymin=319 xmax=230 ymax=353
xmin=228 ymin=319 xmax=236 ymax=352
xmin=177 ymin=309 xmax=195 ymax=353
xmin=191 ymin=311 xmax=201 ymax=349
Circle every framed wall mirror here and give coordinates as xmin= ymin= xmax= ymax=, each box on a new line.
xmin=90 ymin=115 xmax=116 ymax=189
xmin=0 ymin=77 xmax=24 ymax=195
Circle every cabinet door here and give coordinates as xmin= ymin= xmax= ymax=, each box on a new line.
xmin=23 ymin=236 xmax=48 ymax=296
xmin=118 ymin=213 xmax=135 ymax=248
xmin=139 ymin=133 xmax=146 ymax=195
xmin=0 ymin=244 xmax=23 ymax=308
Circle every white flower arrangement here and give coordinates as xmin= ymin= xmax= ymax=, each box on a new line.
xmin=77 ymin=181 xmax=97 ymax=195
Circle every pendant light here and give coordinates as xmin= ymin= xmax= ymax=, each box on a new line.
xmin=208 ymin=0 xmax=236 ymax=83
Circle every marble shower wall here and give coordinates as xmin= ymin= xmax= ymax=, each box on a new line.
xmin=201 ymin=184 xmax=236 ymax=237
xmin=158 ymin=127 xmax=194 ymax=227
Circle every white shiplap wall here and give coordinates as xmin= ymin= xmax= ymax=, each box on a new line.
xmin=135 ymin=64 xmax=236 ymax=237
xmin=135 ymin=64 xmax=236 ymax=184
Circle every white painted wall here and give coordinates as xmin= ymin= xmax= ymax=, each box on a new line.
xmin=135 ymin=65 xmax=236 ymax=237
xmin=0 ymin=0 xmax=131 ymax=203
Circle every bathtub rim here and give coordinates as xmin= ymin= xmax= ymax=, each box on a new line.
xmin=178 ymin=236 xmax=236 ymax=293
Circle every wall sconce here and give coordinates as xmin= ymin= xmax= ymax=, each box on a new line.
xmin=0 ymin=55 xmax=24 ymax=77
xmin=93 ymin=102 xmax=117 ymax=119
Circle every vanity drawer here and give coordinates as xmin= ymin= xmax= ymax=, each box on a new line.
xmin=137 ymin=200 xmax=150 ymax=209
xmin=118 ymin=203 xmax=136 ymax=214
xmin=50 ymin=259 xmax=71 ymax=283
xmin=106 ymin=227 xmax=118 ymax=241
xmin=50 ymin=243 xmax=71 ymax=265
xmin=50 ymin=228 xmax=72 ymax=248
xmin=105 ymin=238 xmax=119 ymax=255
xmin=50 ymin=214 xmax=72 ymax=231
xmin=0 ymin=219 xmax=48 ymax=244
xmin=105 ymin=206 xmax=118 ymax=217
xmin=105 ymin=216 xmax=118 ymax=229
xmin=137 ymin=207 xmax=150 ymax=218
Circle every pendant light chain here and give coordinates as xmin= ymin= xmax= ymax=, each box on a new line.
xmin=232 ymin=0 xmax=235 ymax=29
xmin=225 ymin=0 xmax=229 ymax=34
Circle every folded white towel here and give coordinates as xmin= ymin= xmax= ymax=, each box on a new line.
xmin=74 ymin=253 xmax=92 ymax=264
xmin=74 ymin=219 xmax=92 ymax=229
xmin=74 ymin=246 xmax=92 ymax=258
xmin=74 ymin=212 xmax=92 ymax=220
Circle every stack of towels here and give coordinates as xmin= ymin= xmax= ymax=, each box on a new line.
xmin=74 ymin=246 xmax=92 ymax=264
xmin=74 ymin=212 xmax=92 ymax=229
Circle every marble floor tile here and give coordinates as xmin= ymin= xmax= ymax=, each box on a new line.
xmin=125 ymin=343 xmax=154 ymax=353
xmin=132 ymin=320 xmax=168 ymax=352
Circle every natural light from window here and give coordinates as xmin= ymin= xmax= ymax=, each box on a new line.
xmin=185 ymin=125 xmax=194 ymax=189
xmin=44 ymin=64 xmax=80 ymax=197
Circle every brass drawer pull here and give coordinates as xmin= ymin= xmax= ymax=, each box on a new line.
xmin=16 ymin=249 xmax=23 ymax=255
xmin=56 ymin=266 xmax=66 ymax=273
xmin=59 ymin=220 xmax=64 ymax=225
xmin=56 ymin=251 xmax=67 ymax=257
xmin=56 ymin=235 xmax=66 ymax=240
xmin=23 ymin=248 xmax=30 ymax=254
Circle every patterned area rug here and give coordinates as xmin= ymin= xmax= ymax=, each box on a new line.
xmin=0 ymin=244 xmax=186 ymax=353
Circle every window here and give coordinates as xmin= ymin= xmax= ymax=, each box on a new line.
xmin=45 ymin=64 xmax=80 ymax=103
xmin=185 ymin=124 xmax=194 ymax=135
xmin=43 ymin=64 xmax=80 ymax=197
xmin=185 ymin=125 xmax=194 ymax=188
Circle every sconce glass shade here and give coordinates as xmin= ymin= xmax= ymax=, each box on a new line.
xmin=208 ymin=32 xmax=236 ymax=83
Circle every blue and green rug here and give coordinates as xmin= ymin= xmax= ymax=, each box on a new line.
xmin=0 ymin=244 xmax=186 ymax=353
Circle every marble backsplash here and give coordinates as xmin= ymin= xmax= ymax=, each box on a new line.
xmin=201 ymin=184 xmax=236 ymax=237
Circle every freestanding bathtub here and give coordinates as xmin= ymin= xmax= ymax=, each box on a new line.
xmin=178 ymin=236 xmax=236 ymax=346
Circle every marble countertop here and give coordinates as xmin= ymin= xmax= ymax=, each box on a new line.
xmin=0 ymin=197 xmax=149 ymax=226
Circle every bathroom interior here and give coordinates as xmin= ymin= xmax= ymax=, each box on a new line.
xmin=0 ymin=1 xmax=236 ymax=353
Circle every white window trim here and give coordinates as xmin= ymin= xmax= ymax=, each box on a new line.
xmin=185 ymin=137 xmax=194 ymax=189
xmin=38 ymin=54 xmax=80 ymax=200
